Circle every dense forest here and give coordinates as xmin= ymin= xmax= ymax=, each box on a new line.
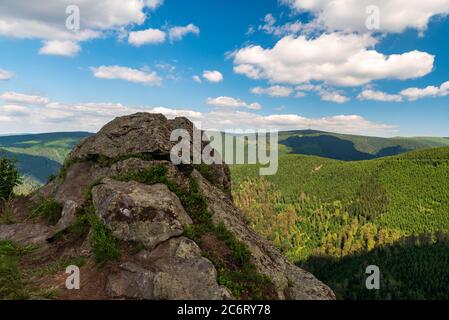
xmin=231 ymin=147 xmax=449 ymax=299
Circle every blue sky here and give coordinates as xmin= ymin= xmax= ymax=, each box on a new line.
xmin=0 ymin=0 xmax=449 ymax=137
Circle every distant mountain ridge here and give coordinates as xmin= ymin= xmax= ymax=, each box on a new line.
xmin=0 ymin=132 xmax=92 ymax=148
xmin=0 ymin=132 xmax=92 ymax=184
xmin=1 ymin=129 xmax=449 ymax=185
xmin=277 ymin=130 xmax=449 ymax=161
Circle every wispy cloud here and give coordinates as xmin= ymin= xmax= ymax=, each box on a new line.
xmin=1 ymin=92 xmax=50 ymax=105
xmin=0 ymin=68 xmax=13 ymax=80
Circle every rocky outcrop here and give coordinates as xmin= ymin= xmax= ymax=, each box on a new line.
xmin=68 ymin=113 xmax=174 ymax=160
xmin=37 ymin=114 xmax=230 ymax=205
xmin=92 ymin=179 xmax=192 ymax=250
xmin=19 ymin=112 xmax=334 ymax=300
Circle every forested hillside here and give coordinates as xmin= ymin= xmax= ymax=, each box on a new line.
xmin=231 ymin=147 xmax=449 ymax=299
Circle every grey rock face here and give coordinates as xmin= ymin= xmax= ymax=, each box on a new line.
xmin=68 ymin=113 xmax=174 ymax=160
xmin=168 ymin=116 xmax=231 ymax=193
xmin=37 ymin=159 xmax=188 ymax=206
xmin=106 ymin=262 xmax=156 ymax=300
xmin=92 ymin=178 xmax=192 ymax=250
xmin=0 ymin=223 xmax=52 ymax=246
xmin=50 ymin=200 xmax=79 ymax=237
xmin=106 ymin=237 xmax=230 ymax=300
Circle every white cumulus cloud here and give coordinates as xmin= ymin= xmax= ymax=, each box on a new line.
xmin=38 ymin=40 xmax=81 ymax=56
xmin=282 ymin=0 xmax=449 ymax=34
xmin=357 ymin=81 xmax=449 ymax=102
xmin=232 ymin=33 xmax=434 ymax=87
xmin=145 ymin=0 xmax=164 ymax=10
xmin=203 ymin=70 xmax=224 ymax=83
xmin=400 ymin=81 xmax=449 ymax=101
xmin=91 ymin=65 xmax=162 ymax=86
xmin=0 ymin=0 xmax=162 ymax=55
xmin=358 ymin=89 xmax=403 ymax=102
xmin=169 ymin=24 xmax=200 ymax=42
xmin=319 ymin=90 xmax=350 ymax=104
xmin=128 ymin=28 xmax=166 ymax=46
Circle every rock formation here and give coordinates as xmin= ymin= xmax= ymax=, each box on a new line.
xmin=1 ymin=113 xmax=335 ymax=300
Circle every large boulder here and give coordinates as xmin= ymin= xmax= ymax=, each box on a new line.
xmin=68 ymin=113 xmax=174 ymax=160
xmin=92 ymin=178 xmax=192 ymax=250
xmin=0 ymin=223 xmax=53 ymax=246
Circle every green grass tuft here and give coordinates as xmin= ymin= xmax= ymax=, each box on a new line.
xmin=88 ymin=213 xmax=120 ymax=264
xmin=29 ymin=197 xmax=63 ymax=225
xmin=0 ymin=241 xmax=37 ymax=300
xmin=1 ymin=197 xmax=17 ymax=225
xmin=32 ymin=256 xmax=86 ymax=278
